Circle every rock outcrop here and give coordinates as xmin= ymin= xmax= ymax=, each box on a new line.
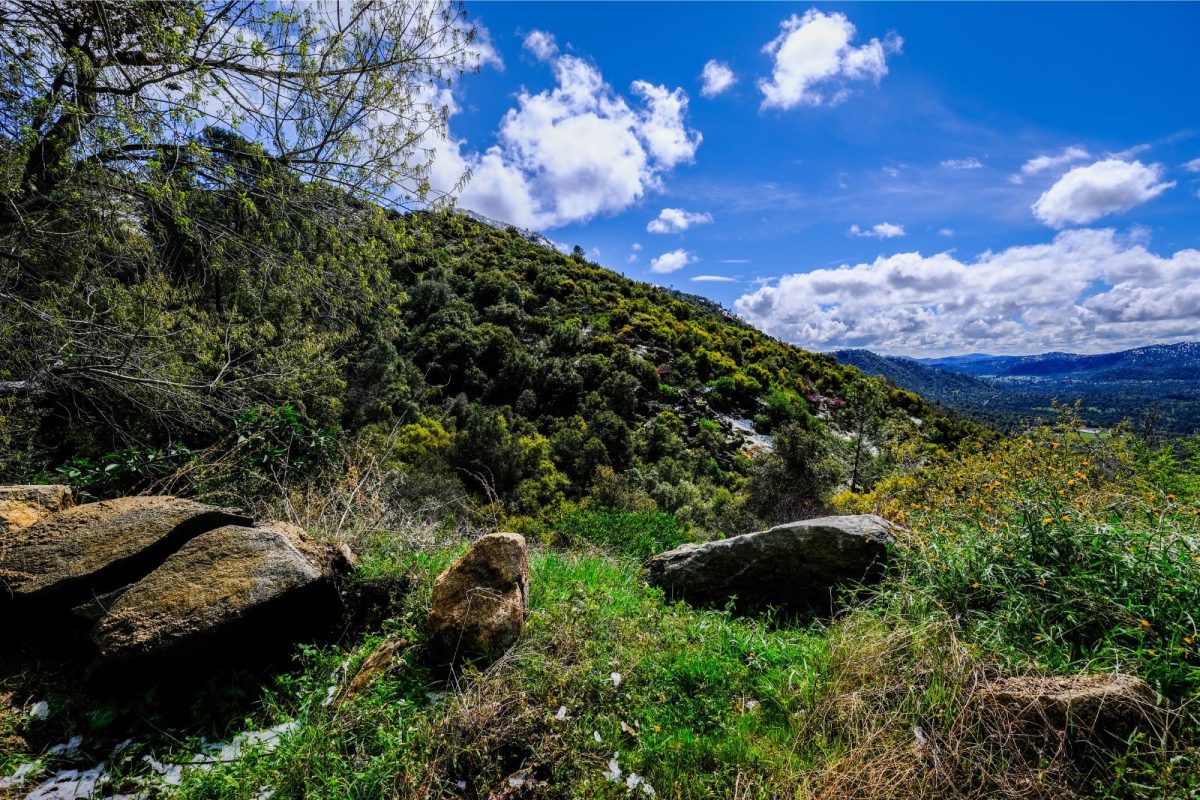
xmin=644 ymin=514 xmax=894 ymax=609
xmin=0 ymin=485 xmax=74 ymax=534
xmin=427 ymin=533 xmax=529 ymax=668
xmin=92 ymin=523 xmax=347 ymax=672
xmin=1 ymin=496 xmax=251 ymax=608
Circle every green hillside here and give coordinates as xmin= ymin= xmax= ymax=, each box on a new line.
xmin=2 ymin=206 xmax=979 ymax=535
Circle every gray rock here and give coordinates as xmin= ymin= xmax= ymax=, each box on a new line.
xmin=0 ymin=496 xmax=250 ymax=608
xmin=427 ymin=533 xmax=529 ymax=667
xmin=92 ymin=522 xmax=343 ymax=669
xmin=644 ymin=514 xmax=894 ymax=608
xmin=0 ymin=485 xmax=73 ymax=534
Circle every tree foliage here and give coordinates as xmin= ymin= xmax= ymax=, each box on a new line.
xmin=0 ymin=1 xmax=478 ymax=461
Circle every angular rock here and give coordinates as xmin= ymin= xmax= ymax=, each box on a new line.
xmin=92 ymin=523 xmax=345 ymax=670
xmin=0 ymin=485 xmax=73 ymax=534
xmin=644 ymin=514 xmax=894 ymax=608
xmin=975 ymin=673 xmax=1164 ymax=753
xmin=427 ymin=533 xmax=529 ymax=667
xmin=0 ymin=496 xmax=250 ymax=608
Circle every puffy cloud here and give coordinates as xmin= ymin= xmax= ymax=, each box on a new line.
xmin=938 ymin=228 xmax=954 ymax=237
xmin=692 ymin=275 xmax=736 ymax=282
xmin=759 ymin=9 xmax=902 ymax=110
xmin=700 ymin=60 xmax=736 ymax=97
xmin=631 ymin=81 xmax=703 ymax=168
xmin=1185 ymin=158 xmax=1200 ymax=173
xmin=647 ymin=207 xmax=714 ymax=234
xmin=1032 ymin=159 xmax=1175 ymax=227
xmin=850 ymin=222 xmax=906 ymax=239
xmin=435 ymin=49 xmax=701 ymax=229
xmin=649 ymin=248 xmax=698 ymax=274
xmin=941 ymin=157 xmax=983 ymax=170
xmin=523 ymin=29 xmax=558 ymax=61
xmin=734 ymin=228 xmax=1200 ymax=355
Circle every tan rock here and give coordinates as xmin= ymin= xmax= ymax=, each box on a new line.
xmin=339 ymin=638 xmax=411 ymax=702
xmin=975 ymin=673 xmax=1164 ymax=752
xmin=0 ymin=485 xmax=73 ymax=534
xmin=92 ymin=523 xmax=341 ymax=667
xmin=427 ymin=533 xmax=529 ymax=667
xmin=0 ymin=496 xmax=250 ymax=608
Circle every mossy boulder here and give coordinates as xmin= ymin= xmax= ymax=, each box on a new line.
xmin=0 ymin=496 xmax=250 ymax=609
xmin=91 ymin=522 xmax=350 ymax=674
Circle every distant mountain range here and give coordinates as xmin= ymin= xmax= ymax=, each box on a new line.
xmin=835 ymin=342 xmax=1200 ymax=435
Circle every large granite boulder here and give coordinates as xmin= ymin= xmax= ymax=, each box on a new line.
xmin=0 ymin=496 xmax=250 ymax=609
xmin=427 ymin=533 xmax=529 ymax=668
xmin=92 ymin=522 xmax=349 ymax=673
xmin=644 ymin=514 xmax=894 ymax=609
xmin=0 ymin=485 xmax=74 ymax=534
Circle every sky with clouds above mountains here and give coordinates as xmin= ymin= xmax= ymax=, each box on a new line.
xmin=429 ymin=3 xmax=1200 ymax=356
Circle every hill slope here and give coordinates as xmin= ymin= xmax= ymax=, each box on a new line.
xmin=2 ymin=208 xmax=982 ymax=533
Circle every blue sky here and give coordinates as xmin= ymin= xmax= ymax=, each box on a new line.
xmin=430 ymin=2 xmax=1200 ymax=356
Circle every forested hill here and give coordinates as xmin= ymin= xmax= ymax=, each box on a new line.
xmin=1 ymin=205 xmax=980 ymax=534
xmin=920 ymin=342 xmax=1200 ymax=382
xmin=837 ymin=344 xmax=1200 ymax=434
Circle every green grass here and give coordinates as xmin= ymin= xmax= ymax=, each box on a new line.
xmin=5 ymin=424 xmax=1199 ymax=799
xmin=168 ymin=542 xmax=1193 ymax=799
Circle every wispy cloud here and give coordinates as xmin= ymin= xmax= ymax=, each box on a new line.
xmin=941 ymin=157 xmax=983 ymax=170
xmin=850 ymin=222 xmax=906 ymax=239
xmin=1010 ymin=145 xmax=1090 ymax=184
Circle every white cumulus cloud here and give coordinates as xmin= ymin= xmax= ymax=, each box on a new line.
xmin=850 ymin=222 xmax=906 ymax=239
xmin=692 ymin=275 xmax=736 ymax=282
xmin=434 ymin=49 xmax=702 ymax=230
xmin=1185 ymin=158 xmax=1200 ymax=173
xmin=647 ymin=208 xmax=713 ymax=234
xmin=700 ymin=60 xmax=736 ymax=97
xmin=1032 ymin=159 xmax=1175 ymax=228
xmin=523 ymin=29 xmax=558 ymax=62
xmin=734 ymin=228 xmax=1200 ymax=355
xmin=759 ymin=9 xmax=902 ymax=111
xmin=649 ymin=248 xmax=698 ymax=274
